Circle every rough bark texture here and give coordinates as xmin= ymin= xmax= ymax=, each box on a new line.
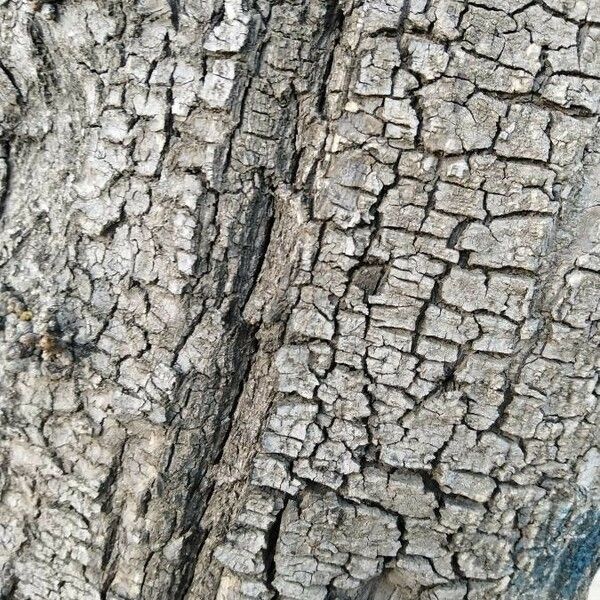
xmin=0 ymin=0 xmax=599 ymax=599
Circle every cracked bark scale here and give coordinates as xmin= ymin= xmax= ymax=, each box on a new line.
xmin=0 ymin=0 xmax=598 ymax=599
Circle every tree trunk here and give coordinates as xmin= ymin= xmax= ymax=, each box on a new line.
xmin=0 ymin=0 xmax=598 ymax=599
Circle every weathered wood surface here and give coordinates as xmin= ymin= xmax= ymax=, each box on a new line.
xmin=0 ymin=0 xmax=598 ymax=598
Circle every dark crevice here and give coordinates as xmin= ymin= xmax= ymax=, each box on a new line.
xmin=0 ymin=60 xmax=24 ymax=107
xmin=0 ymin=142 xmax=12 ymax=222
xmin=264 ymin=502 xmax=286 ymax=596
xmin=27 ymin=16 xmax=57 ymax=102
xmin=167 ymin=0 xmax=180 ymax=30
xmin=314 ymin=0 xmax=345 ymax=118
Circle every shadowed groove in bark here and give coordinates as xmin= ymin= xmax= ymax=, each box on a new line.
xmin=27 ymin=17 xmax=57 ymax=102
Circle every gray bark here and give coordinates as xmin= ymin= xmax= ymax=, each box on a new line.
xmin=0 ymin=0 xmax=599 ymax=599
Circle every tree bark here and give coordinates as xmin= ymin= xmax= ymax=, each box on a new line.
xmin=0 ymin=0 xmax=599 ymax=599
